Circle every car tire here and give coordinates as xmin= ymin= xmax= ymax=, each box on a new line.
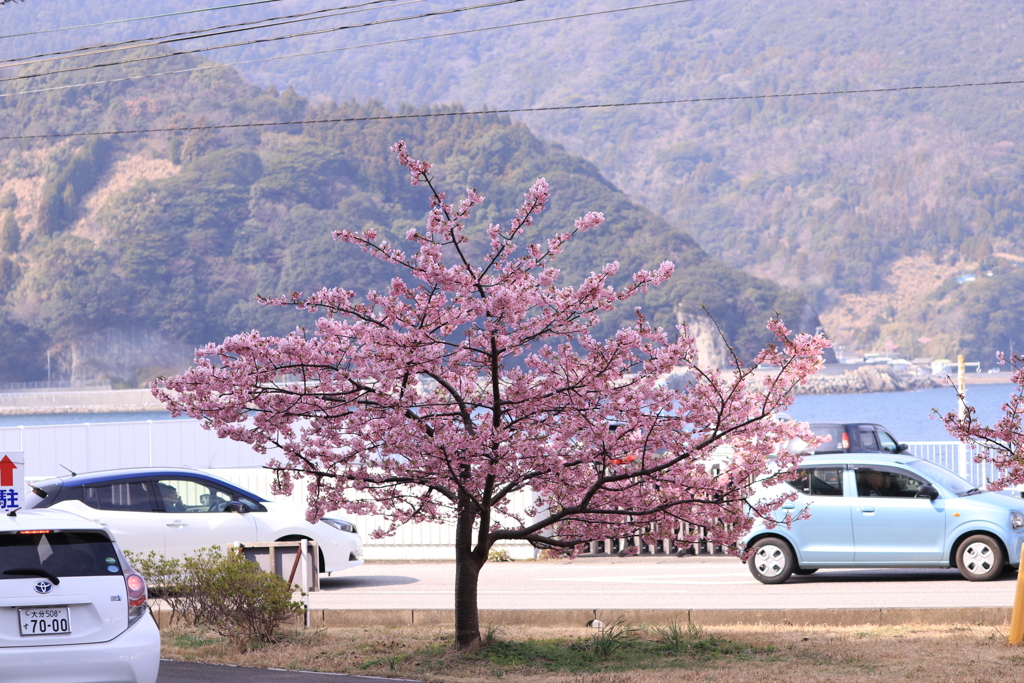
xmin=747 ymin=538 xmax=795 ymax=584
xmin=956 ymin=534 xmax=1004 ymax=581
xmin=793 ymin=567 xmax=818 ymax=576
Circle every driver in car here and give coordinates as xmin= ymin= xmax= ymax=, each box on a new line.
xmin=157 ymin=483 xmax=184 ymax=512
xmin=858 ymin=469 xmax=901 ymax=497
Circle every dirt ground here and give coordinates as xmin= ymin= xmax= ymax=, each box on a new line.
xmin=160 ymin=622 xmax=1024 ymax=682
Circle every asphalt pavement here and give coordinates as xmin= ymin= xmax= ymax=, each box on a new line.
xmin=310 ymin=555 xmax=1018 ymax=611
xmin=158 ymin=661 xmax=420 ymax=683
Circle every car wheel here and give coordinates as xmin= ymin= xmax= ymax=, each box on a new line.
xmin=956 ymin=535 xmax=1004 ymax=581
xmin=747 ymin=538 xmax=795 ymax=584
xmin=793 ymin=567 xmax=818 ymax=576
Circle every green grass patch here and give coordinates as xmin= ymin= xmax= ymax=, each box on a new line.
xmin=173 ymin=632 xmax=222 ymax=649
xmin=361 ymin=622 xmax=772 ymax=675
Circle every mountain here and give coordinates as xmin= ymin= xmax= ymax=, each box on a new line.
xmin=0 ymin=53 xmax=815 ymax=384
xmin=5 ymin=0 xmax=1022 ymax=364
xmin=7 ymin=0 xmax=1018 ymax=361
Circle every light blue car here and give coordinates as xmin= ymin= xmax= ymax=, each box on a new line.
xmin=742 ymin=453 xmax=1024 ymax=583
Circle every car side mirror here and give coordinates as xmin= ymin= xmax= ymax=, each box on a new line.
xmin=227 ymin=501 xmax=248 ymax=513
xmin=917 ymin=484 xmax=939 ymax=500
xmin=896 ymin=443 xmax=909 ymax=454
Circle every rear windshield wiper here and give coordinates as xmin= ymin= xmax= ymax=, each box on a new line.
xmin=3 ymin=568 xmax=61 ymax=584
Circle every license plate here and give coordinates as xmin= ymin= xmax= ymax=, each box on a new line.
xmin=19 ymin=607 xmax=71 ymax=636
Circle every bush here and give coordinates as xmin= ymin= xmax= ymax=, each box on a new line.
xmin=198 ymin=551 xmax=304 ymax=648
xmin=126 ymin=547 xmax=304 ymax=650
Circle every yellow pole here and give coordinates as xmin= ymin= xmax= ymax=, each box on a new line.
xmin=1010 ymin=565 xmax=1024 ymax=644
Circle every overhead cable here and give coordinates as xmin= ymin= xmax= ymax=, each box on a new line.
xmin=0 ymin=0 xmax=525 ymax=85
xmin=0 ymin=0 xmax=420 ymax=68
xmin=2 ymin=77 xmax=1021 ymax=141
xmin=0 ymin=0 xmax=697 ymax=101
xmin=0 ymin=0 xmax=290 ymax=41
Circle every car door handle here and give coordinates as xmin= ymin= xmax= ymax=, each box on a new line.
xmin=858 ymin=507 xmax=875 ymax=514
xmin=781 ymin=503 xmax=795 ymax=509
xmin=166 ymin=522 xmax=187 ymax=528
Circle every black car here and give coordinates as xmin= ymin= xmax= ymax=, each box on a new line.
xmin=805 ymin=422 xmax=909 ymax=455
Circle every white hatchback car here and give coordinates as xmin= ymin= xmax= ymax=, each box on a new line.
xmin=25 ymin=468 xmax=363 ymax=574
xmin=0 ymin=507 xmax=160 ymax=683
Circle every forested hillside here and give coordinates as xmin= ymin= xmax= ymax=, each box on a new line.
xmin=0 ymin=53 xmax=813 ymax=384
xmin=2 ymin=0 xmax=1022 ymax=364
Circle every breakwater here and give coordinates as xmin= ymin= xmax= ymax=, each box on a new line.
xmin=795 ymin=365 xmax=943 ymax=395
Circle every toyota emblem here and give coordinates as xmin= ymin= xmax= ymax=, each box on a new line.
xmin=33 ymin=580 xmax=53 ymax=595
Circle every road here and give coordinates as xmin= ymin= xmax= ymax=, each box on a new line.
xmin=157 ymin=661 xmax=418 ymax=682
xmin=311 ymin=555 xmax=1018 ymax=611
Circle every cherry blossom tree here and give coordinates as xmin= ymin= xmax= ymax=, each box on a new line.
xmin=942 ymin=353 xmax=1024 ymax=489
xmin=154 ymin=142 xmax=829 ymax=648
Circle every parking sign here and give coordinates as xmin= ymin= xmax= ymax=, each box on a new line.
xmin=0 ymin=451 xmax=24 ymax=511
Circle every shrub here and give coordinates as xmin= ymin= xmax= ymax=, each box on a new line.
xmin=125 ymin=547 xmax=304 ymax=650
xmin=198 ymin=550 xmax=304 ymax=649
xmin=487 ymin=548 xmax=513 ymax=562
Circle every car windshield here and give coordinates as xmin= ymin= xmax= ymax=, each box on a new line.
xmin=1 ymin=531 xmax=124 ymax=579
xmin=909 ymin=459 xmax=977 ymax=496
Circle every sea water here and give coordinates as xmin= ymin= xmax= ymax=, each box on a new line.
xmin=0 ymin=383 xmax=1017 ymax=443
xmin=787 ymin=382 xmax=1018 ymax=442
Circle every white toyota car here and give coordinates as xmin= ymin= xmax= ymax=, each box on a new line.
xmin=25 ymin=468 xmax=363 ymax=574
xmin=1 ymin=507 xmax=160 ymax=683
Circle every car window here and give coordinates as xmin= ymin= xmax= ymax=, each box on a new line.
xmin=877 ymin=430 xmax=900 ymax=453
xmin=807 ymin=425 xmax=845 ymax=453
xmin=857 ymin=426 xmax=880 ymax=451
xmin=154 ymin=478 xmax=259 ymax=513
xmin=787 ymin=467 xmax=844 ymax=496
xmin=1 ymin=531 xmax=124 ymax=579
xmin=855 ymin=467 xmax=925 ymax=498
xmin=809 ymin=467 xmax=844 ymax=496
xmin=82 ymin=481 xmax=155 ymax=512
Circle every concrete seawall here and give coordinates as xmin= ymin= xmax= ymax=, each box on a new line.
xmin=0 ymin=367 xmax=1010 ymax=415
xmin=0 ymin=388 xmax=163 ymax=415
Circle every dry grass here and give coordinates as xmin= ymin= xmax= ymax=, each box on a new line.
xmin=160 ymin=621 xmax=1022 ymax=682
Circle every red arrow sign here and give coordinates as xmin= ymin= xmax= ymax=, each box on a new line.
xmin=0 ymin=455 xmax=16 ymax=487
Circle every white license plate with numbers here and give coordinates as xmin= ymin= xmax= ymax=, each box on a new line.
xmin=19 ymin=606 xmax=71 ymax=635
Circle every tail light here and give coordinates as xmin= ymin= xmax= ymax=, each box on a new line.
xmin=124 ymin=568 xmax=148 ymax=626
xmin=841 ymin=432 xmax=850 ymax=450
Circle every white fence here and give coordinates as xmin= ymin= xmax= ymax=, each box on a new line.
xmin=0 ymin=418 xmax=536 ymax=560
xmin=0 ymin=418 xmax=1008 ymax=560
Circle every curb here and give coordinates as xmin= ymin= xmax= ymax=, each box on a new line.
xmin=296 ymin=607 xmax=1013 ymax=628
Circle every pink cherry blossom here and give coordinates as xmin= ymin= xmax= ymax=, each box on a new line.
xmin=942 ymin=353 xmax=1024 ymax=490
xmin=153 ymin=143 xmax=829 ymax=649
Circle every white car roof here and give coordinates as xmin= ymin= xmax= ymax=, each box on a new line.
xmin=0 ymin=507 xmax=106 ymax=534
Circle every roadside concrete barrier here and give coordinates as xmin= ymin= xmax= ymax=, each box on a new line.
xmin=261 ymin=607 xmax=1013 ymax=629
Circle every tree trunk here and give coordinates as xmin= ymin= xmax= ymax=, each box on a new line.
xmin=453 ymin=500 xmax=484 ymax=649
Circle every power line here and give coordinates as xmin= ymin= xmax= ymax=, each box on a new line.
xmin=0 ymin=0 xmax=290 ymax=41
xmin=0 ymin=0 xmax=420 ymax=69
xmin=0 ymin=0 xmax=697 ymax=101
xmin=0 ymin=0 xmax=525 ymax=85
xmin=3 ymin=77 xmax=1021 ymax=142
